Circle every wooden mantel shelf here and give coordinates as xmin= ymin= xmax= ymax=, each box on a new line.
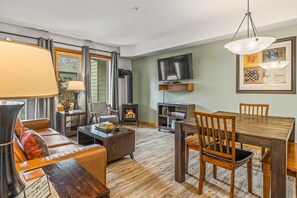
xmin=158 ymin=83 xmax=194 ymax=91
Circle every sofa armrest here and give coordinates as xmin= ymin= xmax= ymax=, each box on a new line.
xmin=16 ymin=144 xmax=107 ymax=184
xmin=22 ymin=119 xmax=51 ymax=131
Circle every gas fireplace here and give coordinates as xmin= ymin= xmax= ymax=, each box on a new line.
xmin=124 ymin=108 xmax=136 ymax=119
xmin=119 ymin=69 xmax=139 ymax=126
xmin=121 ymin=104 xmax=139 ymax=126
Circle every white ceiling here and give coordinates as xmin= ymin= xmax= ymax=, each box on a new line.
xmin=1 ymin=0 xmax=297 ymax=57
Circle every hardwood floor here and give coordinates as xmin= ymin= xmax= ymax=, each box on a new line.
xmin=106 ymin=126 xmax=296 ymax=198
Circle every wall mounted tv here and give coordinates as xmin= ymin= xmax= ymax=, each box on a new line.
xmin=158 ymin=53 xmax=193 ymax=81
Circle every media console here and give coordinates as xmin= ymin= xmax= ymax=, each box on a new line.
xmin=158 ymin=103 xmax=195 ymax=132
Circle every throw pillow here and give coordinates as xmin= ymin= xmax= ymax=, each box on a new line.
xmin=20 ymin=129 xmax=49 ymax=160
xmin=15 ymin=118 xmax=24 ymax=136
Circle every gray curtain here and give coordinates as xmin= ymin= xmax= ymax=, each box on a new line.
xmin=35 ymin=37 xmax=56 ymax=128
xmin=81 ymin=46 xmax=92 ymax=121
xmin=110 ymin=51 xmax=119 ymax=111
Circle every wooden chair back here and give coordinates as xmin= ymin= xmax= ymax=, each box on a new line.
xmin=239 ymin=103 xmax=269 ymax=117
xmin=194 ymin=112 xmax=236 ymax=162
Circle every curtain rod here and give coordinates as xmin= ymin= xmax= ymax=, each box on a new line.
xmin=0 ymin=30 xmax=37 ymax=40
xmin=0 ymin=30 xmax=119 ymax=55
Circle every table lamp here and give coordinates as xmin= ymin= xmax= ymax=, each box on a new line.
xmin=0 ymin=40 xmax=58 ymax=197
xmin=67 ymin=81 xmax=85 ymax=110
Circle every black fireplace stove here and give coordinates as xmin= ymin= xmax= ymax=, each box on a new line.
xmin=119 ymin=69 xmax=139 ymax=126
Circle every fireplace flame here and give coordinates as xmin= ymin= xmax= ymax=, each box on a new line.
xmin=125 ymin=109 xmax=136 ymax=118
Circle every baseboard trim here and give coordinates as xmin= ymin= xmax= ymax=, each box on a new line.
xmin=139 ymin=120 xmax=157 ymax=127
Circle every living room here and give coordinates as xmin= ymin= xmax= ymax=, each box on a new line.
xmin=1 ymin=0 xmax=297 ymax=198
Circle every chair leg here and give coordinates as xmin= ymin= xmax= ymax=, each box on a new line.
xmin=185 ymin=147 xmax=189 ymax=173
xmin=213 ymin=165 xmax=217 ymax=179
xmin=88 ymin=115 xmax=94 ymax=125
xmin=261 ymin=147 xmax=266 ymax=156
xmin=261 ymin=147 xmax=266 ymax=171
xmin=230 ymin=169 xmax=235 ymax=198
xmin=240 ymin=143 xmax=243 ymax=149
xmin=295 ymin=173 xmax=297 ymax=198
xmin=262 ymin=163 xmax=271 ymax=198
xmin=198 ymin=161 xmax=205 ymax=195
xmin=247 ymin=158 xmax=253 ymax=194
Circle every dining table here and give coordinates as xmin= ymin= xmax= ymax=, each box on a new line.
xmin=175 ymin=111 xmax=295 ymax=198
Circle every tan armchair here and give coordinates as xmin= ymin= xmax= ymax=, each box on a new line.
xmin=89 ymin=102 xmax=119 ymax=125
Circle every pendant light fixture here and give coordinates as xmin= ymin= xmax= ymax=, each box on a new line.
xmin=224 ymin=0 xmax=276 ymax=55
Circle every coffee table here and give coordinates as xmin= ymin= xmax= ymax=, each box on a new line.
xmin=77 ymin=125 xmax=135 ymax=162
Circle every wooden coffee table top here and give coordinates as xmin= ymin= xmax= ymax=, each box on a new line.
xmin=42 ymin=159 xmax=110 ymax=198
xmin=78 ymin=124 xmax=135 ymax=140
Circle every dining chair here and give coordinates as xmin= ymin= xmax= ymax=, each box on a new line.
xmin=185 ymin=131 xmax=218 ymax=176
xmin=239 ymin=103 xmax=269 ymax=117
xmin=194 ymin=112 xmax=254 ymax=198
xmin=239 ymin=103 xmax=269 ymax=156
xmin=260 ymin=142 xmax=297 ymax=198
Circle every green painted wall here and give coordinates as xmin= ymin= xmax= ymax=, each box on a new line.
xmin=132 ymin=24 xmax=297 ymax=130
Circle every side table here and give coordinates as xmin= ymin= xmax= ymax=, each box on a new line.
xmin=56 ymin=110 xmax=86 ymax=136
xmin=42 ymin=159 xmax=110 ymax=198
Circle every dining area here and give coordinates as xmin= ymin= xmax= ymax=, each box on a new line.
xmin=175 ymin=103 xmax=296 ymax=198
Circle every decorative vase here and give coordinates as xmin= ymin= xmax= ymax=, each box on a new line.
xmin=63 ymin=105 xmax=70 ymax=112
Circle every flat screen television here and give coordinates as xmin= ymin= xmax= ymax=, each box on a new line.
xmin=158 ymin=53 xmax=193 ymax=81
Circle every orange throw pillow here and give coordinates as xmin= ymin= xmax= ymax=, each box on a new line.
xmin=20 ymin=129 xmax=49 ymax=160
xmin=15 ymin=118 xmax=24 ymax=136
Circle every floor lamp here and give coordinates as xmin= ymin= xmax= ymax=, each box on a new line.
xmin=67 ymin=81 xmax=85 ymax=110
xmin=0 ymin=40 xmax=58 ymax=197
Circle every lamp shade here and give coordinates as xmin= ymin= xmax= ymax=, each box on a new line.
xmin=67 ymin=81 xmax=85 ymax=91
xmin=224 ymin=37 xmax=276 ymax=55
xmin=0 ymin=40 xmax=58 ymax=99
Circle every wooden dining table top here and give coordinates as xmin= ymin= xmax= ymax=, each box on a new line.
xmin=181 ymin=111 xmax=295 ymax=141
xmin=175 ymin=111 xmax=295 ymax=198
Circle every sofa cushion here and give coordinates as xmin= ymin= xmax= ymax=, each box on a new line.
xmin=15 ymin=118 xmax=24 ymax=136
xmin=20 ymin=129 xmax=49 ymax=160
xmin=43 ymin=135 xmax=72 ymax=148
xmin=37 ymin=128 xmax=60 ymax=136
xmin=48 ymin=143 xmax=83 ymax=155
xmin=98 ymin=115 xmax=118 ymax=124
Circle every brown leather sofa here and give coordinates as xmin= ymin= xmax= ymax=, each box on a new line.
xmin=13 ymin=118 xmax=107 ymax=184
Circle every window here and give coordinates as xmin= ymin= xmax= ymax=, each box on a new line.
xmin=54 ymin=48 xmax=82 ymax=103
xmin=90 ymin=55 xmax=111 ymax=103
xmin=12 ymin=99 xmax=27 ymax=120
xmin=18 ymin=100 xmax=27 ymax=120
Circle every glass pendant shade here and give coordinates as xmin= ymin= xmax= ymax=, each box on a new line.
xmin=224 ymin=37 xmax=276 ymax=55
xmin=224 ymin=0 xmax=276 ymax=55
xmin=259 ymin=61 xmax=290 ymax=70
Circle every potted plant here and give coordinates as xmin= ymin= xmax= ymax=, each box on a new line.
xmin=61 ymin=98 xmax=71 ymax=112
xmin=58 ymin=77 xmax=74 ymax=112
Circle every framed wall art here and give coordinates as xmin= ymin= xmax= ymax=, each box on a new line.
xmin=236 ymin=36 xmax=296 ymax=94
